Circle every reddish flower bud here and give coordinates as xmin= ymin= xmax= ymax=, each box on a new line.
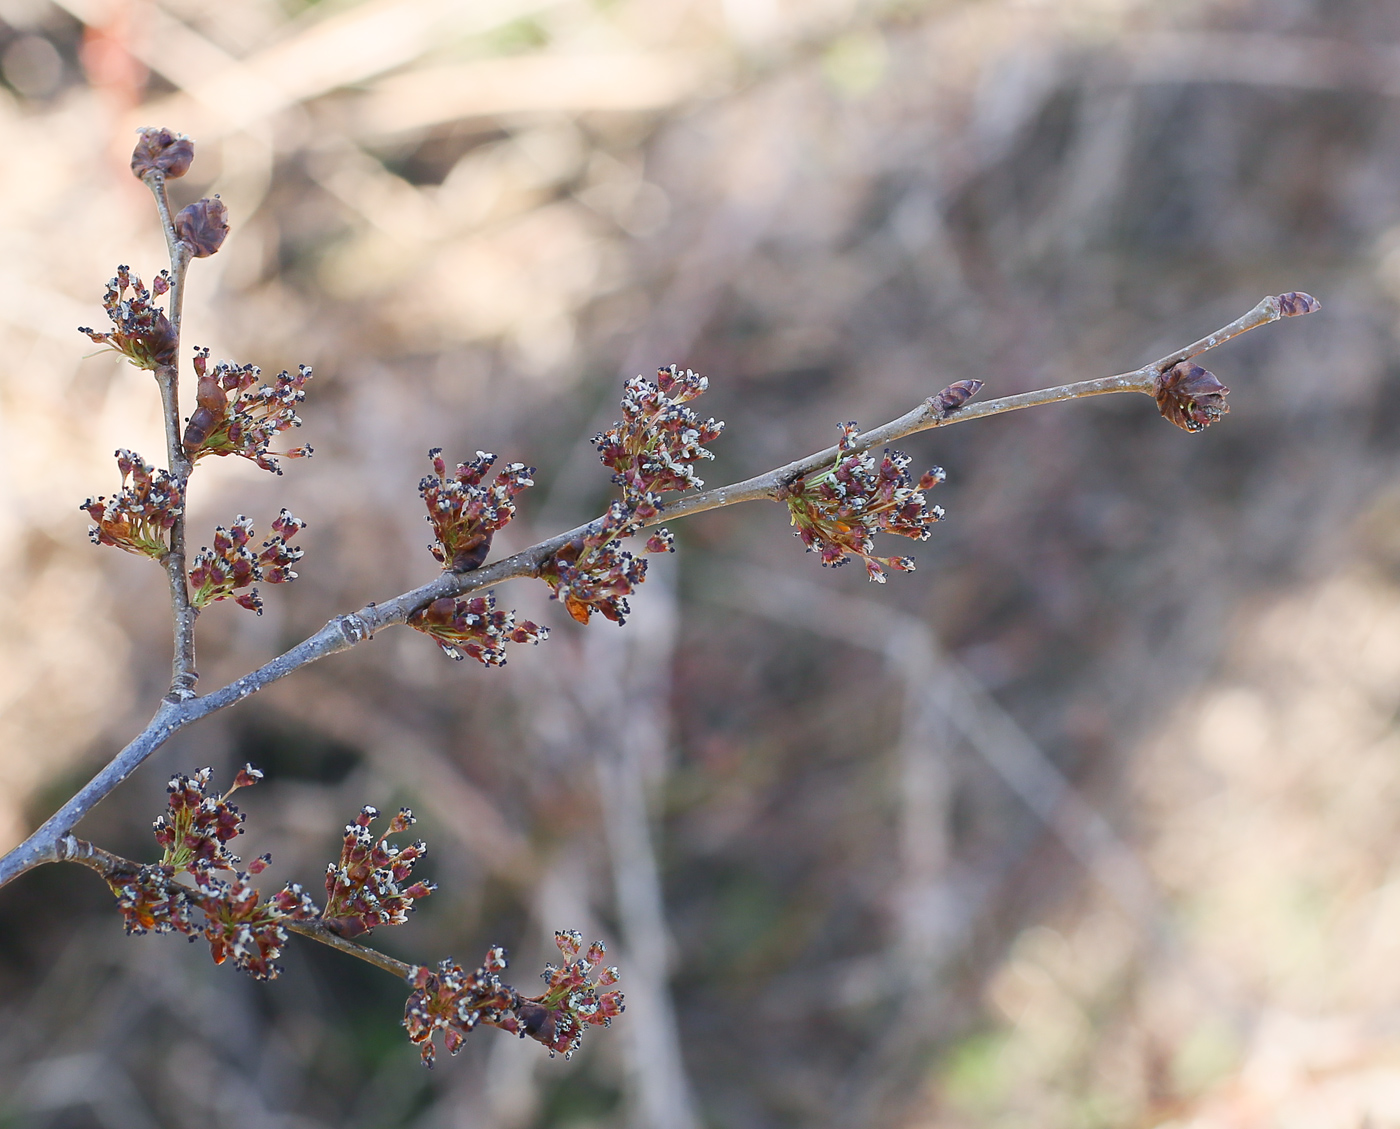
xmin=174 ymin=196 xmax=229 ymax=258
xmin=1275 ymin=291 xmax=1320 ymax=317
xmin=130 ymin=127 xmax=193 ymax=180
xmin=1154 ymin=361 xmax=1230 ymax=433
xmin=930 ymin=379 xmax=983 ymax=416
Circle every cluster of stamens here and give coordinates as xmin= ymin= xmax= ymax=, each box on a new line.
xmin=401 ymin=932 xmax=623 ymax=1067
xmin=407 ymin=592 xmax=548 ymax=665
xmin=781 ymin=423 xmax=946 ymax=582
xmin=517 ymin=930 xmax=625 ymax=1059
xmin=420 ymin=449 xmax=535 ymax=572
xmin=321 ymin=806 xmax=436 ymax=938
xmin=539 ymin=497 xmax=674 ymax=625
xmin=188 ymin=509 xmax=305 ymax=614
xmin=593 ymin=365 xmax=724 ymax=501
xmin=182 ymin=348 xmax=313 ymax=474
xmin=110 ymin=765 xmax=318 ymax=980
xmin=190 ymin=867 xmax=319 ymax=981
xmin=78 ymin=266 xmax=177 ymax=371
xmin=403 ymin=948 xmax=522 ymax=1067
xmin=81 ymin=449 xmax=183 ymax=559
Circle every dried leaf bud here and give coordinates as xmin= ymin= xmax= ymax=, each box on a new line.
xmin=1154 ymin=361 xmax=1230 ymax=433
xmin=130 ymin=127 xmax=194 ymax=180
xmin=1275 ymin=291 xmax=1320 ymax=317
xmin=931 ymin=379 xmax=984 ymax=416
xmin=175 ymin=196 xmax=229 ymax=258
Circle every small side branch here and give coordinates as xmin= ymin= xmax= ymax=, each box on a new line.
xmin=0 ymin=293 xmax=1313 ymax=892
xmin=52 ymin=836 xmax=415 ymax=981
xmin=286 ymin=919 xmax=416 ymax=979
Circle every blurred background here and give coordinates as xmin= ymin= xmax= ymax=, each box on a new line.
xmin=0 ymin=0 xmax=1393 ymax=1125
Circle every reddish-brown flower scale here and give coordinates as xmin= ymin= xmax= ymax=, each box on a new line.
xmin=593 ymin=365 xmax=724 ymax=503
xmin=81 ymin=449 xmax=184 ymax=559
xmin=182 ymin=348 xmax=314 ymax=473
xmin=1154 ymin=361 xmax=1230 ymax=433
xmin=78 ymin=266 xmax=178 ymax=371
xmin=408 ymin=592 xmax=548 ymax=664
xmin=174 ymin=196 xmax=229 ymax=257
xmin=419 ymin=449 xmax=534 ymax=572
xmin=782 ymin=423 xmax=946 ymax=582
xmin=322 ymin=805 xmax=436 ymax=938
xmin=130 ymin=127 xmax=194 ymax=180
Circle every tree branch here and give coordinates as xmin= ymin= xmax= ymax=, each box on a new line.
xmin=0 ymin=293 xmax=1314 ymax=891
xmin=53 ymin=836 xmax=415 ymax=981
xmin=142 ymin=168 xmax=199 ymax=702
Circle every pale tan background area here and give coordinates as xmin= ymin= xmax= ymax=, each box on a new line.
xmin=1 ymin=1 xmax=1398 ymax=1127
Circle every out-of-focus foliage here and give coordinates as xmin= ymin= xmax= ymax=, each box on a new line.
xmin=0 ymin=0 xmax=1396 ymax=1126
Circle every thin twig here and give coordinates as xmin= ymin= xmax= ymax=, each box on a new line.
xmin=0 ymin=294 xmax=1311 ymax=891
xmin=285 ymin=919 xmax=416 ymax=980
xmin=53 ymin=835 xmax=416 ymax=981
xmin=142 ymin=168 xmax=199 ymax=701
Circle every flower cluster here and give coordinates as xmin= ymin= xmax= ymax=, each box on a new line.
xmin=539 ymin=498 xmax=674 ymax=625
xmin=1153 ymin=361 xmax=1230 ymax=433
xmin=516 ymin=930 xmax=625 ymax=1059
xmin=781 ymin=423 xmax=946 ymax=582
xmin=404 ymin=948 xmax=522 ymax=1067
xmin=108 ymin=765 xmax=319 ymax=980
xmin=78 ymin=266 xmax=177 ymax=371
xmin=408 ymin=592 xmax=549 ymax=665
xmin=401 ymin=932 xmax=624 ymax=1067
xmin=183 ymin=348 xmax=313 ymax=473
xmin=189 ymin=866 xmax=319 ymax=980
xmin=322 ymin=806 xmax=436 ymax=938
xmin=188 ymin=509 xmax=306 ymax=614
xmin=81 ymin=449 xmax=183 ymax=559
xmin=420 ymin=449 xmax=535 ymax=572
xmin=109 ymin=863 xmax=193 ymax=935
xmin=153 ymin=765 xmax=259 ymax=871
xmin=593 ymin=365 xmax=724 ymax=501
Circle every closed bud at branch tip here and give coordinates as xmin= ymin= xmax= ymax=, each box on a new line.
xmin=1275 ymin=291 xmax=1320 ymax=317
xmin=130 ymin=127 xmax=193 ymax=180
